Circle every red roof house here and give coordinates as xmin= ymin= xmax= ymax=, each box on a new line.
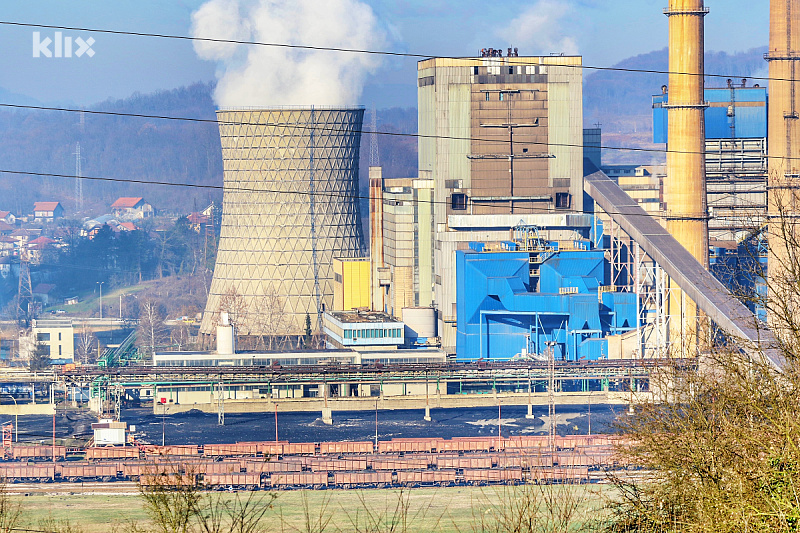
xmin=33 ymin=202 xmax=64 ymax=221
xmin=111 ymin=197 xmax=154 ymax=219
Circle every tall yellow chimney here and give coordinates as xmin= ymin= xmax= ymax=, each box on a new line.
xmin=664 ymin=0 xmax=709 ymax=351
xmin=767 ymin=0 xmax=800 ymax=313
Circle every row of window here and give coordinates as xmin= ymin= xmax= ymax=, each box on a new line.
xmin=36 ymin=332 xmax=64 ymax=341
xmin=343 ymin=328 xmax=402 ymax=340
xmin=451 ymin=193 xmax=571 ymax=210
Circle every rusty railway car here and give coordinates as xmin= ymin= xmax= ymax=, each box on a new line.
xmin=203 ymin=443 xmax=261 ymax=457
xmin=268 ymin=472 xmax=328 ymax=489
xmin=463 ymin=468 xmax=523 ymax=485
xmin=59 ymin=462 xmax=119 ymax=482
xmin=307 ymin=458 xmax=368 ymax=472
xmin=204 ymin=473 xmax=261 ymax=490
xmin=319 ymin=441 xmax=373 ymax=455
xmin=86 ymin=446 xmax=140 ymax=461
xmin=10 ymin=445 xmax=67 ymax=461
xmin=368 ymin=456 xmax=430 ymax=471
xmin=435 ymin=454 xmax=493 ymax=470
xmin=333 ymin=471 xmax=392 ymax=488
xmin=0 ymin=463 xmax=55 ymax=482
xmin=395 ymin=469 xmax=456 ymax=486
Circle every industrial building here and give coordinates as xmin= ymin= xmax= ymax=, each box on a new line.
xmin=332 ymin=257 xmax=370 ymax=312
xmin=654 ymin=83 xmax=768 ymax=241
xmin=455 ymin=228 xmax=638 ymax=361
xmin=199 ymin=108 xmax=366 ymax=344
xmin=416 ymin=55 xmax=584 ymax=354
xmin=31 ymin=318 xmax=74 ymax=364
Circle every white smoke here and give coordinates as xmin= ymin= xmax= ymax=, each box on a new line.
xmin=191 ymin=0 xmax=386 ymax=107
xmin=496 ymin=0 xmax=579 ymax=56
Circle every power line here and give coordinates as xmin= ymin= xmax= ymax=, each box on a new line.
xmin=0 ymin=20 xmax=789 ymax=83
xmin=0 ymin=167 xmax=769 ymax=223
xmin=0 ymin=101 xmax=790 ymax=162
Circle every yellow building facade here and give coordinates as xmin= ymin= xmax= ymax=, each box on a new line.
xmin=333 ymin=257 xmax=370 ymax=311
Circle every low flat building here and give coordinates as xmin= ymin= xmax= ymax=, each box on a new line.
xmin=323 ymin=310 xmax=405 ymax=349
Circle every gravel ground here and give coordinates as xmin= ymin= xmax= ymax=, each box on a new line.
xmin=5 ymin=404 xmax=624 ymax=446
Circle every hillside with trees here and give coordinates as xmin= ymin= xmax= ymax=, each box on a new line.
xmin=584 ymin=46 xmax=769 ymax=165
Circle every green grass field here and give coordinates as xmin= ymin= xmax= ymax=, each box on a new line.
xmin=15 ymin=485 xmax=613 ymax=532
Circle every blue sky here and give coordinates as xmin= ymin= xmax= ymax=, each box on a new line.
xmin=0 ymin=0 xmax=769 ymax=108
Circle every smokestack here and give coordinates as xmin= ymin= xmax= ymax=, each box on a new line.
xmin=369 ymin=166 xmax=386 ymax=312
xmin=767 ymin=0 xmax=800 ymax=312
xmin=200 ymin=108 xmax=366 ymax=344
xmin=664 ymin=1 xmax=709 ymax=349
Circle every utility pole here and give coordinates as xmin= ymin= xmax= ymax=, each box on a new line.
xmin=545 ymin=340 xmax=557 ymax=456
xmin=217 ymin=380 xmax=225 ymax=426
xmin=97 ymin=282 xmax=104 ymax=320
xmin=16 ymin=249 xmax=33 ymax=327
xmin=308 ymin=107 xmax=323 ymax=333
xmin=73 ymin=142 xmax=83 ymax=213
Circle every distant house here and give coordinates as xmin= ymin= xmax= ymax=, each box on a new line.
xmin=27 ymin=236 xmax=57 ymax=264
xmin=116 ymin=222 xmax=137 ymax=232
xmin=0 ymin=211 xmax=16 ymax=225
xmin=187 ymin=212 xmax=211 ymax=233
xmin=32 ymin=283 xmax=56 ymax=306
xmin=29 ymin=236 xmax=56 ymax=247
xmin=10 ymin=228 xmax=41 ymax=247
xmin=111 ymin=197 xmax=154 ymax=220
xmin=33 ymin=202 xmax=64 ymax=221
xmin=0 ymin=221 xmax=13 ymax=236
xmin=0 ymin=256 xmax=15 ymax=278
xmin=0 ymin=236 xmax=14 ymax=257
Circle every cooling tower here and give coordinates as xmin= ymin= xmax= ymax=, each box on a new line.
xmin=200 ymin=108 xmax=366 ymax=341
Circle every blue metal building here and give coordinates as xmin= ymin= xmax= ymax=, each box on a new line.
xmin=455 ymin=234 xmax=637 ymax=361
xmin=653 ymin=86 xmax=767 ymax=143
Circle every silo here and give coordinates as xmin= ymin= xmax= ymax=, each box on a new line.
xmin=200 ymin=107 xmax=366 ymax=343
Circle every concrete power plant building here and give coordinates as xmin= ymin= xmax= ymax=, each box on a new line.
xmin=200 ymin=108 xmax=366 ymax=343
xmin=417 ymin=54 xmax=584 ymax=354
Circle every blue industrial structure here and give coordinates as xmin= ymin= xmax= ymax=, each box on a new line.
xmin=709 ymin=231 xmax=768 ymax=323
xmin=653 ymin=86 xmax=767 ymax=143
xmin=455 ymin=229 xmax=638 ymax=361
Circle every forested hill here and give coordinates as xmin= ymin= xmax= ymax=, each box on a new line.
xmin=0 ymin=82 xmax=418 ymax=218
xmin=0 ymin=83 xmax=222 ymax=216
xmin=584 ymin=46 xmax=768 ymax=164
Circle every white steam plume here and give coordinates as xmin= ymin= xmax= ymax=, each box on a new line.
xmin=497 ymin=0 xmax=579 ymax=56
xmin=191 ymin=0 xmax=386 ymax=107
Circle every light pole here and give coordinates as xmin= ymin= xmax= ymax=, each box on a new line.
xmin=97 ymin=282 xmax=104 ymax=320
xmin=5 ymin=395 xmax=17 ymax=442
